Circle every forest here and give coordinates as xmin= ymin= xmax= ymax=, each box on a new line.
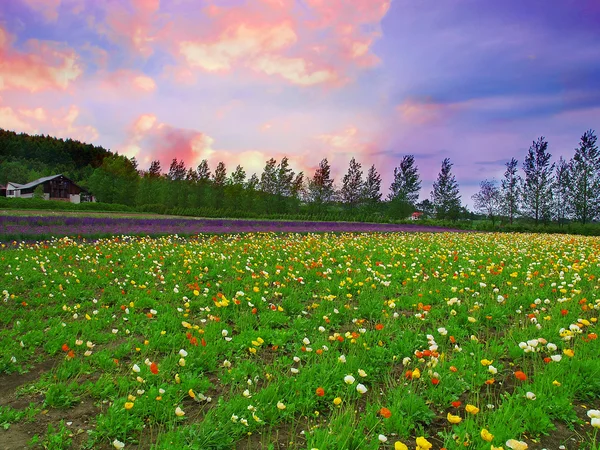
xmin=1 ymin=128 xmax=599 ymax=228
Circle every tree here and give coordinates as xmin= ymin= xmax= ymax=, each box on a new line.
xmin=228 ymin=165 xmax=246 ymax=186
xmin=569 ymin=129 xmax=600 ymax=224
xmin=362 ymin=164 xmax=382 ymax=206
xmin=33 ymin=184 xmax=45 ymax=199
xmin=307 ymin=158 xmax=335 ymax=208
xmin=500 ymin=158 xmax=521 ymax=224
xmin=259 ymin=158 xmax=278 ymax=195
xmin=275 ymin=156 xmax=294 ymax=197
xmin=416 ymin=199 xmax=434 ymax=218
xmin=212 ymin=161 xmax=227 ymax=187
xmin=196 ymin=160 xmax=211 ymax=181
xmin=148 ymin=160 xmax=162 ymax=178
xmin=291 ymin=172 xmax=304 ymax=200
xmin=431 ymin=158 xmax=461 ymax=220
xmin=185 ymin=167 xmax=199 ymax=183
xmin=472 ymin=180 xmax=501 ymax=225
xmin=521 ymin=136 xmax=554 ymax=224
xmin=552 ymin=157 xmax=570 ymax=225
xmin=340 ymin=157 xmax=364 ymax=209
xmin=388 ymin=155 xmax=421 ymax=205
xmin=168 ymin=158 xmax=187 ymax=181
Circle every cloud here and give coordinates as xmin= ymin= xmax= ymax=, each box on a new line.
xmin=100 ymin=70 xmax=157 ymax=93
xmin=21 ymin=0 xmax=61 ymax=22
xmin=0 ymin=25 xmax=82 ymax=92
xmin=0 ymin=101 xmax=98 ymax=142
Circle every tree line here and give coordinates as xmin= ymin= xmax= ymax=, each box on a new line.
xmin=472 ymin=130 xmax=599 ymax=225
xmin=1 ymin=127 xmax=598 ymax=224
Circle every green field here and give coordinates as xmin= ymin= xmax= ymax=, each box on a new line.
xmin=1 ymin=232 xmax=599 ymax=449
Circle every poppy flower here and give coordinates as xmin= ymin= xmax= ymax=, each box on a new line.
xmin=61 ymin=344 xmax=70 ymax=352
xmin=175 ymin=406 xmax=185 ymax=417
xmin=150 ymin=362 xmax=159 ymax=374
xmin=449 ymin=366 xmax=458 ymax=373
xmin=124 ymin=402 xmax=134 ymax=410
xmin=394 ymin=443 xmax=408 ymax=450
xmin=514 ymin=371 xmax=527 ymax=381
xmin=447 ymin=412 xmax=462 ymax=424
xmin=375 ymin=323 xmax=384 ymax=330
xmin=333 ymin=397 xmax=342 ymax=405
xmin=506 ymin=439 xmax=528 ymax=450
xmin=451 ymin=400 xmax=462 ymax=408
xmin=480 ymin=429 xmax=493 ymax=442
xmin=416 ymin=436 xmax=433 ymax=449
xmin=465 ymin=404 xmax=480 ymax=414
xmin=379 ymin=407 xmax=392 ymax=418
xmin=315 ymin=387 xmax=325 ymax=397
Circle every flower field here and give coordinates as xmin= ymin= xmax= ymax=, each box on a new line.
xmin=1 ymin=232 xmax=599 ymax=450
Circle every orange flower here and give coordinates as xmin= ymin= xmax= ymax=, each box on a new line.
xmin=431 ymin=378 xmax=440 ymax=385
xmin=449 ymin=366 xmax=458 ymax=373
xmin=451 ymin=400 xmax=462 ymax=408
xmin=588 ymin=333 xmax=598 ymax=340
xmin=315 ymin=387 xmax=325 ymax=397
xmin=61 ymin=344 xmax=70 ymax=352
xmin=485 ymin=378 xmax=495 ymax=385
xmin=375 ymin=323 xmax=384 ymax=330
xmin=379 ymin=407 xmax=392 ymax=418
xmin=514 ymin=371 xmax=527 ymax=381
xmin=150 ymin=362 xmax=159 ymax=374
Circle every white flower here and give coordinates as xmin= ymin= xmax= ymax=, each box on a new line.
xmin=243 ymin=389 xmax=252 ymax=398
xmin=222 ymin=359 xmax=231 ymax=368
xmin=551 ymin=354 xmax=562 ymax=362
xmin=378 ymin=434 xmax=387 ymax=443
xmin=547 ymin=343 xmax=557 ymax=351
xmin=132 ymin=364 xmax=141 ymax=373
xmin=277 ymin=401 xmax=286 ymax=410
xmin=338 ymin=355 xmax=346 ymax=363
xmin=525 ymin=391 xmax=536 ymax=400
xmin=290 ymin=367 xmax=299 ymax=374
xmin=592 ymin=418 xmax=600 ymax=428
xmin=222 ymin=329 xmax=228 ymax=337
xmin=231 ymin=414 xmax=239 ymax=422
xmin=178 ymin=358 xmax=186 ymax=367
xmin=402 ymin=357 xmax=411 ymax=366
xmin=179 ymin=349 xmax=188 ymax=357
xmin=488 ymin=365 xmax=498 ymax=375
xmin=356 ymin=383 xmax=367 ymax=394
xmin=344 ymin=375 xmax=356 ymax=384
xmin=303 ymin=337 xmax=311 ymax=345
xmin=587 ymin=409 xmax=600 ymax=419
xmin=113 ymin=439 xmax=125 ymax=449
xmin=358 ymin=369 xmax=367 ymax=378
xmin=293 ymin=356 xmax=301 ymax=363
xmin=437 ymin=327 xmax=448 ymax=336
xmin=175 ymin=406 xmax=185 ymax=417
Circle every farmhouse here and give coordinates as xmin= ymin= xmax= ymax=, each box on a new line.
xmin=410 ymin=211 xmax=424 ymax=220
xmin=5 ymin=174 xmax=92 ymax=204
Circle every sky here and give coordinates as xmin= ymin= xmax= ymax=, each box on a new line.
xmin=1 ymin=0 xmax=600 ymax=205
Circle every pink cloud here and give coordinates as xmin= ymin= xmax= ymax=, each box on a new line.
xmin=0 ymin=101 xmax=98 ymax=142
xmin=0 ymin=25 xmax=82 ymax=92
xmin=100 ymin=70 xmax=157 ymax=93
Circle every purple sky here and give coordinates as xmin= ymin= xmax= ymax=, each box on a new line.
xmin=1 ymin=0 xmax=599 ymax=205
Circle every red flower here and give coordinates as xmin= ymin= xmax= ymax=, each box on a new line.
xmin=379 ymin=407 xmax=392 ymax=418
xmin=315 ymin=387 xmax=325 ymax=397
xmin=67 ymin=350 xmax=75 ymax=359
xmin=375 ymin=323 xmax=384 ymax=331
xmin=451 ymin=400 xmax=461 ymax=408
xmin=201 ymin=338 xmax=207 ymax=347
xmin=543 ymin=357 xmax=551 ymax=364
xmin=561 ymin=309 xmax=568 ymax=316
xmin=150 ymin=362 xmax=159 ymax=374
xmin=514 ymin=370 xmax=527 ymax=381
xmin=61 ymin=344 xmax=70 ymax=352
xmin=431 ymin=378 xmax=440 ymax=385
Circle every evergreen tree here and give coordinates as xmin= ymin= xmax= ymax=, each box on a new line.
xmin=148 ymin=160 xmax=162 ymax=178
xmin=569 ymin=129 xmax=600 ymax=224
xmin=500 ymin=158 xmax=521 ymax=224
xmin=430 ymin=158 xmax=461 ymax=220
xmin=362 ymin=164 xmax=382 ymax=205
xmin=472 ymin=179 xmax=501 ymax=225
xmin=212 ymin=161 xmax=227 ymax=187
xmin=276 ymin=157 xmax=294 ymax=197
xmin=168 ymin=158 xmax=187 ymax=181
xmin=291 ymin=172 xmax=305 ymax=200
xmin=196 ymin=160 xmax=211 ymax=181
xmin=185 ymin=167 xmax=199 ymax=182
xmin=340 ymin=157 xmax=364 ymax=209
xmin=521 ymin=136 xmax=554 ymax=223
xmin=552 ymin=157 xmax=570 ymax=225
xmin=260 ymin=158 xmax=278 ymax=195
xmin=388 ymin=155 xmax=421 ymax=205
xmin=307 ymin=158 xmax=335 ymax=207
xmin=229 ymin=165 xmax=246 ymax=185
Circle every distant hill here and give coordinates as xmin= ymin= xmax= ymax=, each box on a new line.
xmin=0 ymin=128 xmax=113 ymax=187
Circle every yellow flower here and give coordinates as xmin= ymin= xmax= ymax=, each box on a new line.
xmin=465 ymin=404 xmax=480 ymax=414
xmin=480 ymin=428 xmax=494 ymax=442
xmin=552 ymin=380 xmax=561 ymax=386
xmin=447 ymin=412 xmax=462 ymax=424
xmin=563 ymin=348 xmax=575 ymax=357
xmin=480 ymin=359 xmax=493 ymax=366
xmin=188 ymin=389 xmax=196 ymax=399
xmin=491 ymin=447 xmax=505 ymax=450
xmin=124 ymin=402 xmax=134 ymax=410
xmin=333 ymin=397 xmax=342 ymax=406
xmin=468 ymin=316 xmax=477 ymax=323
xmin=416 ymin=436 xmax=432 ymax=449
xmin=394 ymin=442 xmax=408 ymax=450
xmin=412 ymin=368 xmax=421 ymax=379
xmin=505 ymin=439 xmax=528 ymax=450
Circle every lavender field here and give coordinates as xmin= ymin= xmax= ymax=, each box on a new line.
xmin=0 ymin=215 xmax=463 ymax=240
